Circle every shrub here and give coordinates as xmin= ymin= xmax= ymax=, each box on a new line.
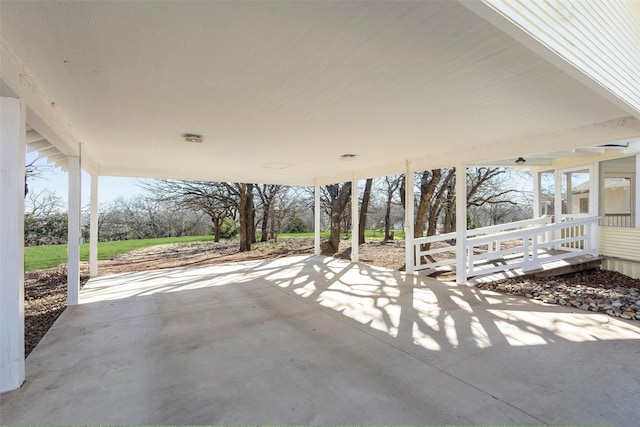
xmin=283 ymin=212 xmax=308 ymax=233
xmin=219 ymin=217 xmax=239 ymax=239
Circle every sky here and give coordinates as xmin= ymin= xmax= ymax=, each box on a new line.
xmin=26 ymin=152 xmax=145 ymax=206
xmin=26 ymin=152 xmax=534 ymax=209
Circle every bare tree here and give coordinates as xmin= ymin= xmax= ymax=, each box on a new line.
xmin=139 ymin=180 xmax=235 ymax=242
xmin=25 ymin=188 xmax=63 ymax=216
xmin=255 ymin=184 xmax=285 ymax=241
xmin=380 ymin=175 xmax=403 ymax=241
xmin=439 ymin=167 xmax=522 ymax=232
xmin=401 ymin=169 xmax=454 ymax=238
xmin=24 ymin=158 xmax=54 ymax=197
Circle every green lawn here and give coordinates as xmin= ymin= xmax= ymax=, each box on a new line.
xmin=24 ymin=235 xmax=212 ymax=271
xmin=24 ymin=230 xmax=407 ymax=272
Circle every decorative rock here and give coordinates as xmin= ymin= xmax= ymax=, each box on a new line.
xmin=475 ymin=269 xmax=639 ymax=322
xmin=620 ymin=314 xmax=632 ymax=320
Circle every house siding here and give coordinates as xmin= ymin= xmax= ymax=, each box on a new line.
xmin=599 ymin=227 xmax=640 ymax=279
xmin=599 ymin=226 xmax=640 ymax=261
xmin=482 ymin=0 xmax=640 ymax=116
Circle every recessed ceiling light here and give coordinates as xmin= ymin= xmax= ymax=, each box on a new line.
xmin=340 ymin=154 xmax=357 ymax=161
xmin=183 ymin=133 xmax=203 ymax=143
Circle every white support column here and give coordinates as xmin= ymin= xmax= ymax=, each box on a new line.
xmin=554 ymin=169 xmax=562 ymax=249
xmin=636 ymin=155 xmax=640 ymax=229
xmin=67 ymin=156 xmax=81 ymax=305
xmin=554 ymin=170 xmax=562 ymax=222
xmin=590 ymin=161 xmax=599 ymax=254
xmin=532 ymin=170 xmax=541 ymax=219
xmin=89 ymin=174 xmax=99 ymax=277
xmin=314 ymin=185 xmax=321 ymax=255
xmin=0 ymin=97 xmax=26 ymax=392
xmin=456 ymin=163 xmax=468 ymax=285
xmin=351 ymin=176 xmax=359 ymax=263
xmin=404 ymin=163 xmax=415 ymax=274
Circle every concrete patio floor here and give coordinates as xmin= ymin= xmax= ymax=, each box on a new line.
xmin=2 ymin=255 xmax=639 ymax=426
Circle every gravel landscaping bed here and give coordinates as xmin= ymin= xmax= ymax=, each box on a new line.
xmin=476 ymin=269 xmax=640 ymax=321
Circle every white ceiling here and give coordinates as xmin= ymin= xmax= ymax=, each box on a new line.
xmin=1 ymin=1 xmax=638 ymax=185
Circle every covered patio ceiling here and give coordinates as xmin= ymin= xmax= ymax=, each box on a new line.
xmin=2 ymin=1 xmax=640 ymax=185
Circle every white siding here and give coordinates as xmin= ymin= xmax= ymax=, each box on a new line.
xmin=481 ymin=0 xmax=640 ymax=117
xmin=599 ymin=226 xmax=640 ymax=261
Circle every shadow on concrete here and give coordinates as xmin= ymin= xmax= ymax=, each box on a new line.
xmin=3 ymin=255 xmax=639 ymax=426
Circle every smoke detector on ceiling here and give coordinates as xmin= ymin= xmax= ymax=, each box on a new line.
xmin=183 ymin=133 xmax=203 ymax=143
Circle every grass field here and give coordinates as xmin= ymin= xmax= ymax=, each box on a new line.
xmin=24 ymin=230 xmax=406 ymax=272
xmin=24 ymin=235 xmax=213 ymax=272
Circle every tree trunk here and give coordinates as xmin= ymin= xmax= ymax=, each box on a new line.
xmin=239 ymin=183 xmax=254 ymax=252
xmin=212 ymin=216 xmax=221 ymax=242
xmin=358 ymin=178 xmax=373 ymax=245
xmin=251 ymin=202 xmax=257 ymax=244
xmin=384 ymin=192 xmax=393 ymax=241
xmin=260 ymin=208 xmax=269 ymax=242
xmin=269 ymin=205 xmax=276 ymax=240
xmin=320 ymin=182 xmax=351 ymax=255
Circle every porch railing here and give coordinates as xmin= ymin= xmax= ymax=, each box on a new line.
xmin=412 ymin=215 xmax=599 ymax=278
xmin=412 ymin=216 xmax=552 ymax=272
xmin=599 ymin=213 xmax=634 ymax=228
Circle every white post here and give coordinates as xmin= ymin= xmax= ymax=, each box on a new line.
xmin=0 ymin=97 xmax=26 ymax=392
xmin=90 ymin=174 xmax=99 ymax=277
xmin=404 ymin=163 xmax=415 ymax=274
xmin=456 ymin=163 xmax=468 ymax=285
xmin=554 ymin=170 xmax=562 ymax=222
xmin=314 ymin=185 xmax=321 ymax=255
xmin=554 ymin=169 xmax=562 ymax=249
xmin=532 ymin=170 xmax=541 ymax=219
xmin=351 ymin=176 xmax=359 ymax=263
xmin=590 ymin=161 xmax=599 ymax=254
xmin=636 ymin=155 xmax=640 ymax=229
xmin=67 ymin=156 xmax=81 ymax=305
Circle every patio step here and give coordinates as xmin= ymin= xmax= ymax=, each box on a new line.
xmin=468 ymin=254 xmax=603 ymax=285
xmin=527 ymin=254 xmax=603 ymax=278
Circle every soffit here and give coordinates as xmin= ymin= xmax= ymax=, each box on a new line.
xmin=0 ymin=1 xmax=635 ymax=185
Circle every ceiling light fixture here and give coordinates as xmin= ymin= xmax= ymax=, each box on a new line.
xmin=183 ymin=133 xmax=203 ymax=143
xmin=340 ymin=154 xmax=357 ymax=161
xmin=515 ymin=157 xmax=526 ymax=164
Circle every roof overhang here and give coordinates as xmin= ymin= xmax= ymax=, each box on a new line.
xmin=2 ymin=1 xmax=639 ymax=185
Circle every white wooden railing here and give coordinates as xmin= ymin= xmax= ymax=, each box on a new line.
xmin=412 ymin=215 xmax=599 ymax=277
xmin=413 ymin=217 xmax=552 ymax=272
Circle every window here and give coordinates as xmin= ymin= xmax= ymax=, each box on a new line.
xmin=561 ymin=169 xmax=590 ymax=215
xmin=602 ymin=175 xmax=633 ymax=227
